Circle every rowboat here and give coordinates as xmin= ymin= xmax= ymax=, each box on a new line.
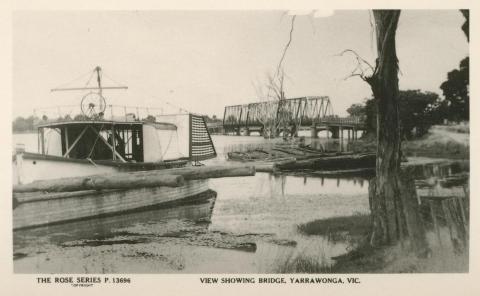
xmin=12 ymin=66 xmax=226 ymax=229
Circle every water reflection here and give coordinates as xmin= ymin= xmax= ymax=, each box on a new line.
xmin=14 ymin=198 xmax=217 ymax=258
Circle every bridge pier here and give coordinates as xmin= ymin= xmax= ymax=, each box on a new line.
xmin=330 ymin=126 xmax=340 ymax=139
xmin=340 ymin=127 xmax=344 ymax=151
xmin=310 ymin=126 xmax=318 ymax=139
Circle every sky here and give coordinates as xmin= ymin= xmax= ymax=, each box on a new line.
xmin=12 ymin=10 xmax=468 ymax=118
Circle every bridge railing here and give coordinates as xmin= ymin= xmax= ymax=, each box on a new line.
xmin=317 ymin=116 xmax=364 ymax=126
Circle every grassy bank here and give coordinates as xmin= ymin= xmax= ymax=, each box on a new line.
xmin=276 ymin=210 xmax=468 ymax=273
xmin=350 ymin=124 xmax=469 ymax=160
xmin=275 ymin=214 xmax=371 ymax=273
xmin=297 ymin=214 xmax=370 ymax=241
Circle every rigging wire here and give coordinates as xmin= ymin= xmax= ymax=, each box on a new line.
xmin=84 ymin=69 xmax=96 ymax=88
xmin=102 ymin=72 xmax=128 ymax=88
xmin=51 ymin=69 xmax=96 ymax=90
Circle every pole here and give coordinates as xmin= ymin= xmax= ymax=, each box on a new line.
xmin=64 ymin=127 xmax=69 ymax=158
xmin=95 ymin=66 xmax=102 ymax=96
xmin=340 ymin=127 xmax=344 ymax=152
xmin=40 ymin=128 xmax=45 ymax=155
xmin=112 ymin=125 xmax=116 ymax=161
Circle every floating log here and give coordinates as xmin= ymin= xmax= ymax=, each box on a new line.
xmin=254 ymin=163 xmax=276 ymax=173
xmin=13 ymin=165 xmax=256 ymax=193
xmin=277 ymin=153 xmax=376 ymax=171
xmin=14 ymin=173 xmax=185 ymax=193
xmin=131 ymin=165 xmax=256 ymax=180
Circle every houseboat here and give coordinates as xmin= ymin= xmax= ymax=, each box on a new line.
xmin=12 ymin=67 xmax=221 ymax=229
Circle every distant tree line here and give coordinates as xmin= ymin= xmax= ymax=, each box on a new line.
xmin=13 ymin=113 xmax=223 ymax=133
xmin=12 ymin=116 xmax=37 ymax=133
xmin=202 ymin=115 xmax=222 ymax=123
xmin=348 ymin=88 xmax=468 ymax=140
xmin=12 ymin=114 xmax=92 ymax=133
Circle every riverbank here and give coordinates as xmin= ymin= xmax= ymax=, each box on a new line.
xmin=278 ymin=208 xmax=468 ymax=273
xmin=352 ymin=124 xmax=470 ymax=160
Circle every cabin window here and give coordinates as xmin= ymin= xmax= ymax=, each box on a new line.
xmin=58 ymin=124 xmax=144 ymax=162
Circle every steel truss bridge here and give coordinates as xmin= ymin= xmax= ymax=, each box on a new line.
xmin=221 ymin=96 xmax=366 ymax=139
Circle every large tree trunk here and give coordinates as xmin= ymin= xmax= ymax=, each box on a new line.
xmin=367 ymin=10 xmax=428 ymax=252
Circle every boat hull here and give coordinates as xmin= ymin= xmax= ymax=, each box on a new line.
xmin=13 ymin=152 xmax=187 ymax=185
xmin=13 ymin=179 xmax=212 ymax=230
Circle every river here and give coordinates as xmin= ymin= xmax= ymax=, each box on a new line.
xmin=11 ymin=133 xmax=467 ymax=273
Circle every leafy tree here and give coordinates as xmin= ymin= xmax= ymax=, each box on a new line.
xmin=12 ymin=115 xmax=36 ymax=132
xmin=438 ymin=10 xmax=469 ymax=122
xmin=73 ymin=114 xmax=89 ymax=121
xmin=346 ymin=103 xmax=366 ymax=118
xmin=349 ymin=90 xmax=440 ymax=139
xmin=144 ymin=115 xmax=156 ymax=122
xmin=398 ymin=90 xmax=440 ymax=138
xmin=440 ymin=57 xmax=469 ymax=121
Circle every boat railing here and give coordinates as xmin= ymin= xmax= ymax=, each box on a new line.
xmin=33 ymin=104 xmax=183 ymax=124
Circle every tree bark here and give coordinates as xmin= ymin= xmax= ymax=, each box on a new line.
xmin=367 ymin=10 xmax=428 ymax=252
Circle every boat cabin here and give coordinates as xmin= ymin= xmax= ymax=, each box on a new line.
xmin=35 ymin=114 xmax=216 ymax=164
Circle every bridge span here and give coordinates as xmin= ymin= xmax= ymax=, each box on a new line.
xmin=220 ymin=96 xmax=366 ymax=139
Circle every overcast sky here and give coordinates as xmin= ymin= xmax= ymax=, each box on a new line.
xmin=13 ymin=10 xmax=468 ymax=118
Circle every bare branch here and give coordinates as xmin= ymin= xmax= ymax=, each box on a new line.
xmin=275 ymin=15 xmax=296 ymax=78
xmin=337 ymin=49 xmax=375 ymax=71
xmin=343 ymin=73 xmax=367 ymax=81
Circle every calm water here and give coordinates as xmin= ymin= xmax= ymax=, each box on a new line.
xmin=12 ymin=133 xmax=467 ymax=273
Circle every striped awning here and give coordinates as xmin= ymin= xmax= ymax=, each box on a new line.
xmin=189 ymin=114 xmax=217 ymax=161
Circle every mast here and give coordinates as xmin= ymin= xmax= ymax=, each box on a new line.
xmin=95 ymin=66 xmax=102 ymax=96
xmin=51 ymin=66 xmax=128 ymax=92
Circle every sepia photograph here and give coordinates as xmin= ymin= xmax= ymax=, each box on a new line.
xmin=11 ymin=9 xmax=470 ymax=275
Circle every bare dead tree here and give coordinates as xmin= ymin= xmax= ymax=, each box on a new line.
xmin=341 ymin=10 xmax=429 ymax=254
xmin=252 ymin=70 xmax=288 ymax=138
xmin=251 ymin=15 xmax=296 ymax=138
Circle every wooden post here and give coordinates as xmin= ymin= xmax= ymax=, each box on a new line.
xmin=441 ymin=200 xmax=456 ymax=245
xmin=40 ymin=128 xmax=45 ymax=155
xmin=310 ymin=126 xmax=318 ymax=139
xmin=429 ymin=200 xmax=443 ymax=247
xmin=222 ymin=107 xmax=227 ymax=135
xmin=456 ymin=196 xmax=468 ymax=238
xmin=15 ymin=152 xmax=24 ymax=185
xmin=63 ymin=126 xmax=89 ymax=157
xmin=112 ymin=125 xmax=116 ymax=161
xmin=64 ymin=127 xmax=69 ymax=158
xmin=340 ymin=127 xmax=344 ymax=151
xmin=88 ymin=126 xmax=126 ymax=162
xmin=37 ymin=128 xmax=40 ymax=153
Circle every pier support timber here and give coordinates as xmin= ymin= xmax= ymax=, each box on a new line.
xmin=340 ymin=127 xmax=344 ymax=151
xmin=331 ymin=127 xmax=340 ymax=139
xmin=310 ymin=126 xmax=318 ymax=138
